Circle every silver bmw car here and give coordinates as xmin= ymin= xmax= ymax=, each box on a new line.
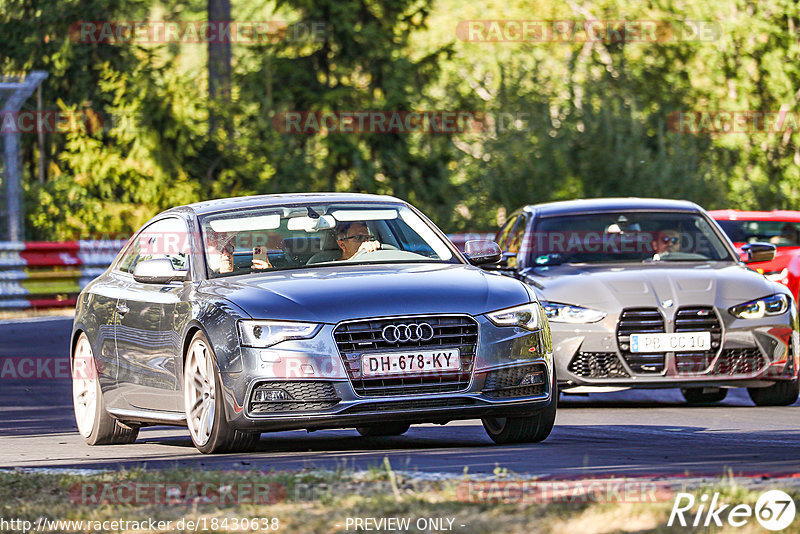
xmin=70 ymin=193 xmax=555 ymax=453
xmin=490 ymin=198 xmax=799 ymax=406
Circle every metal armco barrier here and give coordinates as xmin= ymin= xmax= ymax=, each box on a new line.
xmin=0 ymin=240 xmax=125 ymax=309
xmin=0 ymin=234 xmax=495 ymax=309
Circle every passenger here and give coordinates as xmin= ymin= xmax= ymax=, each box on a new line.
xmin=652 ymin=229 xmax=681 ymax=255
xmin=337 ymin=221 xmax=380 ymax=260
xmin=207 ymin=230 xmax=271 ymax=274
xmin=771 ymin=224 xmax=799 ymax=246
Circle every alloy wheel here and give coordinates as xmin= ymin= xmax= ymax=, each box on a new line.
xmin=185 ymin=338 xmax=217 ymax=447
xmin=72 ymin=334 xmax=97 ymax=438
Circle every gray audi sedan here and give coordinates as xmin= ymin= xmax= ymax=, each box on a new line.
xmin=71 ymin=193 xmax=555 ymax=453
xmin=490 ymin=198 xmax=799 ymax=406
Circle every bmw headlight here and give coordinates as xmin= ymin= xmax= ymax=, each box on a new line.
xmin=540 ymin=301 xmax=606 ymax=323
xmin=237 ymin=320 xmax=321 ymax=348
xmin=487 ymin=303 xmax=543 ymax=331
xmin=729 ymin=294 xmax=789 ymax=319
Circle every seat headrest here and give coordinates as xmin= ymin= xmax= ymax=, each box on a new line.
xmin=319 ymin=229 xmax=340 ymax=250
xmin=282 ymin=237 xmax=322 ymax=264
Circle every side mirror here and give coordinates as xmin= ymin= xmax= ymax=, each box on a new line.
xmin=133 ymin=258 xmax=189 ymax=284
xmin=741 ymin=242 xmax=776 ymax=263
xmin=464 ymin=240 xmax=502 ymax=266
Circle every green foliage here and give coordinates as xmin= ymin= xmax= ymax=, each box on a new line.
xmin=2 ymin=0 xmax=800 ymax=238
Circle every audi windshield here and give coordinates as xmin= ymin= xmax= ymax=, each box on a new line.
xmin=200 ymin=203 xmax=459 ymax=277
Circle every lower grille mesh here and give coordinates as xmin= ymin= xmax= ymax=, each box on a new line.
xmin=345 ymin=398 xmax=477 ymax=413
xmin=568 ymin=352 xmax=630 ymax=378
xmin=714 ymin=348 xmax=765 ymax=375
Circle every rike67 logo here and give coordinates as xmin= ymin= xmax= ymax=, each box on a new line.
xmin=668 ymin=490 xmax=796 ymax=531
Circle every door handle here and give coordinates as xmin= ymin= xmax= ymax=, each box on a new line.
xmin=116 ymin=303 xmax=130 ymax=316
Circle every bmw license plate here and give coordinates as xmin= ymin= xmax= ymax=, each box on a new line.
xmin=630 ymin=332 xmax=711 ymax=353
xmin=361 ymin=349 xmax=461 ymax=377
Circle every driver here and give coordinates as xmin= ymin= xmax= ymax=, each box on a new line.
xmin=652 ymin=229 xmax=681 ymax=255
xmin=337 ymin=221 xmax=380 ymax=260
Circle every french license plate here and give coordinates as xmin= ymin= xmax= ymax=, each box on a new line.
xmin=630 ymin=332 xmax=711 ymax=353
xmin=361 ymin=349 xmax=461 ymax=377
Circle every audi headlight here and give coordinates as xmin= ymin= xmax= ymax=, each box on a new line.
xmin=237 ymin=320 xmax=321 ymax=348
xmin=729 ymin=294 xmax=789 ymax=319
xmin=540 ymin=301 xmax=606 ymax=323
xmin=487 ymin=303 xmax=543 ymax=331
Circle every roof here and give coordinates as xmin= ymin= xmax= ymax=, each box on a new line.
xmin=522 ymin=197 xmax=702 ymax=217
xmin=708 ymin=209 xmax=800 ymax=222
xmin=165 ymin=193 xmax=405 ymax=216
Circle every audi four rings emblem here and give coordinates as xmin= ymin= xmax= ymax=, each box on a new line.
xmin=382 ymin=323 xmax=435 ymax=343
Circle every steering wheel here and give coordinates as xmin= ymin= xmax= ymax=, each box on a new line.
xmin=348 ymin=243 xmax=397 ymax=260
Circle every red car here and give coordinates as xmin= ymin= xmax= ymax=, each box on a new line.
xmin=710 ymin=210 xmax=800 ymax=303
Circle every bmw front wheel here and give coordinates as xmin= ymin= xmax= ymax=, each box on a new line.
xmin=748 ymin=380 xmax=800 ymax=406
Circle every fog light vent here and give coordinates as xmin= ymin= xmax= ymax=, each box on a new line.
xmin=483 ymin=364 xmax=547 ymax=399
xmin=519 ymin=372 xmax=544 ymax=386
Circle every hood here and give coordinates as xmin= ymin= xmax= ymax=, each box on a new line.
xmin=198 ymin=263 xmax=530 ymax=322
xmin=524 ymin=262 xmax=780 ymax=311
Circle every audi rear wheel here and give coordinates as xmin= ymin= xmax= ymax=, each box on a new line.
xmin=72 ymin=332 xmax=139 ymax=445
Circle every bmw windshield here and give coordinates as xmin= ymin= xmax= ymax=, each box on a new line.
xmin=200 ymin=202 xmax=459 ymax=277
xmin=529 ymin=211 xmax=736 ymax=266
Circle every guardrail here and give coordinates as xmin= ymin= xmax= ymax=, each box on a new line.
xmin=0 ymin=233 xmax=496 ymax=309
xmin=0 ymin=241 xmax=125 ymax=309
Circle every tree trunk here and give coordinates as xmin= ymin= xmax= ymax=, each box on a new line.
xmin=207 ymin=0 xmax=231 ymax=136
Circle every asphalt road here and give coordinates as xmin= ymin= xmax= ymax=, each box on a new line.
xmin=1 ymin=317 xmax=799 ymax=477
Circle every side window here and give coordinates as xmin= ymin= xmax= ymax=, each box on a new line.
xmin=496 ymin=215 xmax=519 ymax=251
xmin=116 ymin=218 xmax=190 ymax=274
xmin=506 ymin=214 xmax=527 ymax=268
xmin=507 ymin=214 xmax=527 ymax=255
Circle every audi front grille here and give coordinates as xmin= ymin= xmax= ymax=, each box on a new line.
xmin=333 ymin=315 xmax=478 ymax=397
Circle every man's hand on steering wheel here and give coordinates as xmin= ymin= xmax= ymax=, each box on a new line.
xmin=350 ymin=240 xmax=380 ymax=259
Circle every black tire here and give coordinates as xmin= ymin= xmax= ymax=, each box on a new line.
xmin=184 ymin=331 xmax=260 ymax=454
xmin=681 ymin=387 xmax=728 ymax=405
xmin=748 ymin=380 xmax=800 ymax=406
xmin=482 ymin=391 xmax=557 ymax=445
xmin=356 ymin=423 xmax=411 ymax=437
xmin=72 ymin=333 xmax=139 ymax=445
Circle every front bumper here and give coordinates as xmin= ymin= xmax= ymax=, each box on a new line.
xmin=552 ymin=309 xmax=798 ymax=388
xmin=215 ymin=315 xmax=555 ymax=431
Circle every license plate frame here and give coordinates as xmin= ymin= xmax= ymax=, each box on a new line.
xmin=361 ymin=349 xmax=461 ymax=377
xmin=629 ymin=332 xmax=711 ymax=353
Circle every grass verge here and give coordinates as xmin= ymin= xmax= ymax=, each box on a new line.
xmin=0 ymin=467 xmax=797 ymax=533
